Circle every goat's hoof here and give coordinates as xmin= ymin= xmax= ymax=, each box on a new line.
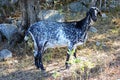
xmin=41 ymin=69 xmax=46 ymax=72
xmin=41 ymin=69 xmax=48 ymax=77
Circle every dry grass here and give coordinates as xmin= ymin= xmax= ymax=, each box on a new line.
xmin=0 ymin=12 xmax=120 ymax=80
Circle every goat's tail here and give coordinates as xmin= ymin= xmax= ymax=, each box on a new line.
xmin=24 ymin=31 xmax=30 ymax=42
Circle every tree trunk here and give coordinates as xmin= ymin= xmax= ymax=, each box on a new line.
xmin=99 ymin=0 xmax=102 ymax=9
xmin=19 ymin=0 xmax=40 ymax=31
xmin=90 ymin=0 xmax=97 ymax=7
xmin=10 ymin=0 xmax=41 ymax=47
xmin=104 ymin=0 xmax=107 ymax=10
xmin=19 ymin=0 xmax=28 ymax=30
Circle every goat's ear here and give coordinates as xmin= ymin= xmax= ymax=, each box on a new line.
xmin=86 ymin=9 xmax=93 ymax=16
xmin=88 ymin=8 xmax=94 ymax=16
xmin=86 ymin=12 xmax=89 ymax=16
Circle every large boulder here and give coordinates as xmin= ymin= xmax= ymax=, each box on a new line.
xmin=45 ymin=0 xmax=54 ymax=3
xmin=0 ymin=32 xmax=2 ymax=42
xmin=68 ymin=1 xmax=87 ymax=12
xmin=38 ymin=10 xmax=65 ymax=22
xmin=110 ymin=0 xmax=120 ymax=7
xmin=0 ymin=0 xmax=18 ymax=6
xmin=0 ymin=49 xmax=12 ymax=61
xmin=0 ymin=24 xmax=18 ymax=41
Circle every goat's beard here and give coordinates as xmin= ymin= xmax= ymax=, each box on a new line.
xmin=90 ymin=19 xmax=95 ymax=25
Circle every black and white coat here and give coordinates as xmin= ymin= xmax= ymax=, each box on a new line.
xmin=24 ymin=7 xmax=101 ymax=70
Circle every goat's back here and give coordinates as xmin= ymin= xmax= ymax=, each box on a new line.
xmin=29 ymin=21 xmax=77 ymax=40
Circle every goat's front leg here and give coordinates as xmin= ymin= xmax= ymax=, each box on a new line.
xmin=66 ymin=45 xmax=77 ymax=69
xmin=65 ymin=49 xmax=76 ymax=69
xmin=65 ymin=52 xmax=70 ymax=69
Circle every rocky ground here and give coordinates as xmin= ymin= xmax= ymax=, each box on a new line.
xmin=0 ymin=12 xmax=120 ymax=80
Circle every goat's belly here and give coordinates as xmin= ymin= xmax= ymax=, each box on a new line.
xmin=74 ymin=41 xmax=84 ymax=47
xmin=73 ymin=41 xmax=84 ymax=50
xmin=46 ymin=43 xmax=67 ymax=48
xmin=44 ymin=40 xmax=69 ymax=50
xmin=73 ymin=35 xmax=88 ymax=50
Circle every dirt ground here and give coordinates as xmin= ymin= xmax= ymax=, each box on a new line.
xmin=0 ymin=13 xmax=120 ymax=80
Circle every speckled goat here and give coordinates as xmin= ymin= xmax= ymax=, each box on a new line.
xmin=24 ymin=7 xmax=102 ymax=71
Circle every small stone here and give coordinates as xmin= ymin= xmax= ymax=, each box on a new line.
xmin=0 ymin=49 xmax=12 ymax=61
xmin=89 ymin=26 xmax=98 ymax=33
xmin=14 ymin=60 xmax=18 ymax=63
xmin=102 ymin=13 xmax=108 ymax=18
xmin=96 ymin=41 xmax=101 ymax=46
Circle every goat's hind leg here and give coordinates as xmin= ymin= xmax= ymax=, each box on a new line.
xmin=38 ymin=45 xmax=46 ymax=71
xmin=34 ymin=46 xmax=45 ymax=71
xmin=34 ymin=58 xmax=40 ymax=69
xmin=37 ymin=42 xmax=47 ymax=71
xmin=33 ymin=50 xmax=39 ymax=69
xmin=38 ymin=51 xmax=45 ymax=71
xmin=34 ymin=51 xmax=45 ymax=70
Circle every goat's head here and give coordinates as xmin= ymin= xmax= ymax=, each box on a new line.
xmin=87 ymin=7 xmax=102 ymax=22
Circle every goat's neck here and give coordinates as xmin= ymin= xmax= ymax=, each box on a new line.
xmin=76 ymin=15 xmax=91 ymax=32
xmin=84 ymin=15 xmax=91 ymax=26
xmin=74 ymin=15 xmax=92 ymax=42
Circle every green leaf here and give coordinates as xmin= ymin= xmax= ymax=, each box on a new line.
xmin=52 ymin=71 xmax=60 ymax=79
xmin=67 ymin=49 xmax=75 ymax=56
xmin=74 ymin=58 xmax=81 ymax=63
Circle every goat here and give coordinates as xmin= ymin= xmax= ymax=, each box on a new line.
xmin=24 ymin=7 xmax=102 ymax=71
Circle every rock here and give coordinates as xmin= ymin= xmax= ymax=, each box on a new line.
xmin=0 ymin=0 xmax=8 ymax=6
xmin=5 ymin=17 xmax=15 ymax=24
xmin=16 ymin=20 xmax=22 ymax=28
xmin=110 ymin=0 xmax=120 ymax=7
xmin=0 ymin=33 xmax=2 ymax=42
xmin=0 ymin=24 xmax=18 ymax=41
xmin=46 ymin=0 xmax=54 ymax=3
xmin=89 ymin=26 xmax=98 ymax=33
xmin=10 ymin=0 xmax=18 ymax=4
xmin=68 ymin=1 xmax=87 ymax=12
xmin=0 ymin=49 xmax=12 ymax=61
xmin=0 ymin=0 xmax=18 ymax=6
xmin=96 ymin=41 xmax=101 ymax=46
xmin=38 ymin=10 xmax=65 ymax=22
xmin=102 ymin=13 xmax=108 ymax=18
xmin=78 ymin=0 xmax=90 ymax=3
